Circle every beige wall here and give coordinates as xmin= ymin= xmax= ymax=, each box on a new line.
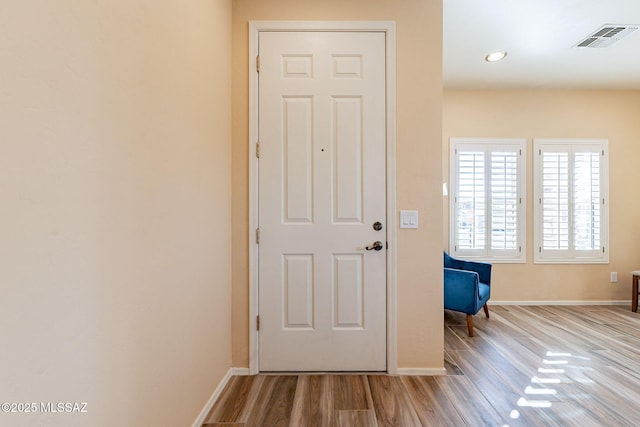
xmin=443 ymin=89 xmax=640 ymax=302
xmin=0 ymin=1 xmax=232 ymax=426
xmin=232 ymin=0 xmax=444 ymax=369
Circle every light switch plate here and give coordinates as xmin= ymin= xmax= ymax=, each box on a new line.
xmin=400 ymin=210 xmax=419 ymax=229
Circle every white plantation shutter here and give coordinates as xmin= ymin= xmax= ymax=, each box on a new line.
xmin=491 ymin=151 xmax=519 ymax=252
xmin=456 ymin=151 xmax=485 ymax=252
xmin=534 ymin=140 xmax=608 ymax=263
xmin=542 ymin=151 xmax=569 ymax=250
xmin=450 ymin=139 xmax=526 ymax=262
xmin=573 ymin=151 xmax=601 ymax=251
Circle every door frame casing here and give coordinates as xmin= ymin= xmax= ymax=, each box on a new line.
xmin=248 ymin=21 xmax=397 ymax=374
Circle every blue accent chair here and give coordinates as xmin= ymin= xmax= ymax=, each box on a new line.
xmin=444 ymin=252 xmax=492 ymax=337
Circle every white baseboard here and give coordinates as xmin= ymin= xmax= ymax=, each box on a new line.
xmin=230 ymin=367 xmax=250 ymax=376
xmin=395 ymin=367 xmax=447 ymax=376
xmin=491 ymin=300 xmax=630 ymax=306
xmin=191 ymin=367 xmax=249 ymax=427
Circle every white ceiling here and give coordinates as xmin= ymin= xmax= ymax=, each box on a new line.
xmin=444 ymin=0 xmax=640 ymax=89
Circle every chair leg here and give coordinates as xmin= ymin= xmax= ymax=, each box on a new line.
xmin=633 ymin=275 xmax=639 ymax=312
xmin=466 ymin=314 xmax=474 ymax=337
xmin=483 ymin=304 xmax=490 ymax=319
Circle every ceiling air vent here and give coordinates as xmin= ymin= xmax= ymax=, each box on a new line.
xmin=575 ymin=25 xmax=638 ymax=48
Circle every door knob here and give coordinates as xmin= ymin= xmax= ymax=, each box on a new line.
xmin=366 ymin=241 xmax=384 ymax=251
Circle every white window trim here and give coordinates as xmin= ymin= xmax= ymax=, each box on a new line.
xmin=449 ymin=138 xmax=527 ymax=263
xmin=533 ymin=139 xmax=609 ymax=264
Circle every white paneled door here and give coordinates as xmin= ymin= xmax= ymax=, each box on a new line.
xmin=258 ymin=31 xmax=387 ymax=371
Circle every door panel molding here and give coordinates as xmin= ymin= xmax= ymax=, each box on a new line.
xmin=248 ymin=21 xmax=397 ymax=374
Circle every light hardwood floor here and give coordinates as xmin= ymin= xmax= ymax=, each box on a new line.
xmin=203 ymin=305 xmax=640 ymax=426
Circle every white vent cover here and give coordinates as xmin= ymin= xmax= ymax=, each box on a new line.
xmin=575 ymin=25 xmax=638 ymax=48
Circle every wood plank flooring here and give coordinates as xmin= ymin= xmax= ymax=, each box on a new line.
xmin=203 ymin=305 xmax=640 ymax=426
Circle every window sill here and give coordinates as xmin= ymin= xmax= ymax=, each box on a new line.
xmin=533 ymin=258 xmax=609 ymax=265
xmin=452 ymin=255 xmax=526 ymax=264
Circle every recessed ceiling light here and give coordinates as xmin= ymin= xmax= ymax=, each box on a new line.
xmin=485 ymin=51 xmax=507 ymax=62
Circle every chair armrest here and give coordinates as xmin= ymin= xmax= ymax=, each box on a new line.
xmin=444 ymin=254 xmax=492 ymax=285
xmin=444 ymin=268 xmax=480 ymax=314
xmin=459 ymin=259 xmax=491 ymax=285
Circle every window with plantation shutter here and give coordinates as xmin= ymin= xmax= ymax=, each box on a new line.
xmin=450 ymin=138 xmax=526 ymax=262
xmin=534 ymin=139 xmax=608 ymax=263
